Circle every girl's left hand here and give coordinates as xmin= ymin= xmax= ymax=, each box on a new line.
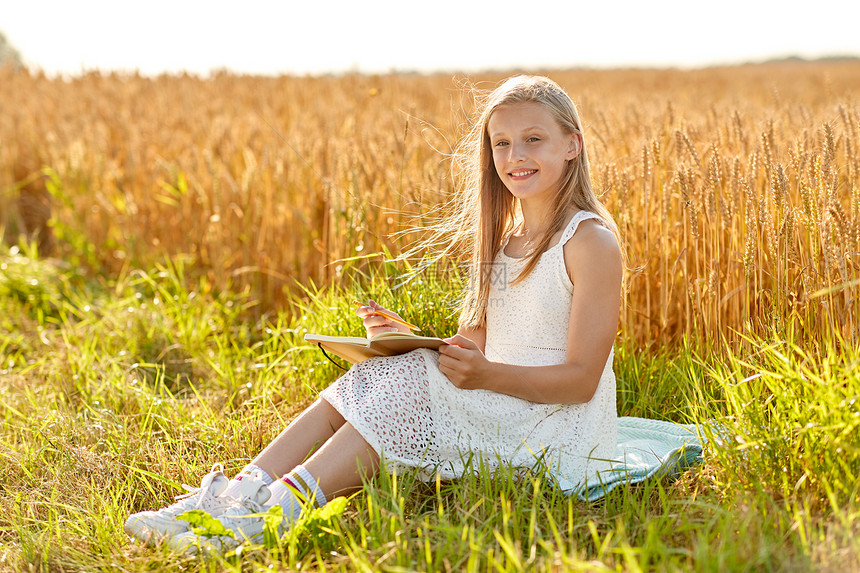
xmin=438 ymin=334 xmax=492 ymax=390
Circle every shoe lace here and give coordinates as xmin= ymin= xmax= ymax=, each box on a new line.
xmin=171 ymin=463 xmax=226 ymax=509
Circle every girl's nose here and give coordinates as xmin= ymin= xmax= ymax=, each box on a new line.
xmin=510 ymin=141 xmax=526 ymax=161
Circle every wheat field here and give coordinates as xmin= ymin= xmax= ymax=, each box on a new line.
xmin=1 ymin=62 xmax=859 ymax=346
xmin=2 ymin=62 xmax=860 ymax=571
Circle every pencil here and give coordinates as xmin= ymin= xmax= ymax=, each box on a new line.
xmin=353 ymin=300 xmax=421 ymax=331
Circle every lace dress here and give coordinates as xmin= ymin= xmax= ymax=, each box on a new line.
xmin=320 ymin=211 xmax=617 ymax=488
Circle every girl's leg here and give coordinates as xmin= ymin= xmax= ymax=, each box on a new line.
xmin=251 ymin=398 xmax=347 ymax=479
xmin=167 ymin=420 xmax=380 ymax=554
xmin=303 ymin=421 xmax=380 ymax=499
xmin=125 ymin=400 xmax=344 ymax=545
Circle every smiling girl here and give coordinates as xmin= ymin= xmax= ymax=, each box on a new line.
xmin=126 ymin=75 xmax=623 ymax=553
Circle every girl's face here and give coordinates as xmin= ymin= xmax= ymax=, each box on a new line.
xmin=487 ymin=102 xmax=581 ymax=205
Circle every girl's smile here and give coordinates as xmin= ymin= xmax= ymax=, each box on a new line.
xmin=509 ymin=169 xmax=537 ymax=180
xmin=488 ymin=102 xmax=581 ymax=204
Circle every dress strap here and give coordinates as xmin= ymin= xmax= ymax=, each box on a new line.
xmin=559 ymin=211 xmax=603 ymax=246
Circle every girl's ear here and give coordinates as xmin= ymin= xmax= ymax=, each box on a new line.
xmin=565 ymin=133 xmax=583 ymax=161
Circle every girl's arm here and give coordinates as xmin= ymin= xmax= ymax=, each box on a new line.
xmin=455 ymin=324 xmax=486 ymax=354
xmin=439 ymin=221 xmax=622 ymax=404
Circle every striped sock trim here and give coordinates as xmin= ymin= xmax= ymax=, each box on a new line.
xmin=294 ymin=465 xmax=327 ymax=509
xmin=280 ymin=465 xmax=326 ymax=510
xmin=281 ymin=472 xmax=318 ymax=508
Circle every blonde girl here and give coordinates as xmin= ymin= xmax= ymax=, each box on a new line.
xmin=126 ymin=74 xmax=623 ymax=553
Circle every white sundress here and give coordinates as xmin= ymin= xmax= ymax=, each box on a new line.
xmin=320 ymin=210 xmax=618 ymax=489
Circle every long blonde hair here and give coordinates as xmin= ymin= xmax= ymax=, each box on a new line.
xmin=408 ymin=75 xmax=618 ymax=328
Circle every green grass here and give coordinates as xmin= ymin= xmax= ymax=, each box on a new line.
xmin=0 ymin=245 xmax=857 ymax=571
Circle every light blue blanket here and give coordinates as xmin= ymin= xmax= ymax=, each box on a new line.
xmin=558 ymin=416 xmax=705 ymax=501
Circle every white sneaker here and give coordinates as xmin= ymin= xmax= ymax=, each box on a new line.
xmin=124 ymin=463 xmax=234 ymax=544
xmin=168 ymin=472 xmax=286 ymax=554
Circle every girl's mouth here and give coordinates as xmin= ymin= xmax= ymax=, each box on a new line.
xmin=509 ymin=169 xmax=537 ymax=180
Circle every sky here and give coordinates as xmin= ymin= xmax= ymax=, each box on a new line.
xmin=2 ymin=0 xmax=859 ymax=77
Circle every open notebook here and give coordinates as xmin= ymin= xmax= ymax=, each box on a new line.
xmin=304 ymin=331 xmax=446 ymax=365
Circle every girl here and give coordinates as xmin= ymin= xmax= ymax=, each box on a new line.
xmin=125 ymin=75 xmax=623 ymax=553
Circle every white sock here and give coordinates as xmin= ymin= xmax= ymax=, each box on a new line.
xmin=266 ymin=465 xmax=327 ymax=521
xmin=223 ymin=463 xmax=275 ymax=498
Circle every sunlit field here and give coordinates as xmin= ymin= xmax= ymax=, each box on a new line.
xmin=3 ymin=62 xmax=859 ymax=345
xmin=1 ymin=61 xmax=858 ymax=570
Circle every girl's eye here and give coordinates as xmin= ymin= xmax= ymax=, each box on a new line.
xmin=494 ymin=141 xmax=509 ymax=147
xmin=527 ymin=136 xmax=540 ymax=143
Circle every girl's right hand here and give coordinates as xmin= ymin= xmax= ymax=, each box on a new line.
xmin=356 ymin=300 xmax=411 ymax=338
